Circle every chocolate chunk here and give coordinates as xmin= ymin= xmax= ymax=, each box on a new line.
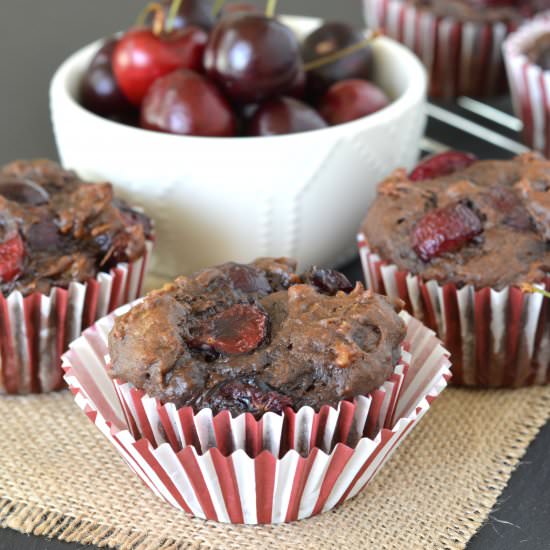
xmin=0 ymin=177 xmax=49 ymax=205
xmin=300 ymin=266 xmax=354 ymax=295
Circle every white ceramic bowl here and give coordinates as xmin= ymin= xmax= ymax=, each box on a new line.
xmin=51 ymin=15 xmax=427 ymax=278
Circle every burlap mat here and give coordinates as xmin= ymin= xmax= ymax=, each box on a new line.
xmin=0 ymin=386 xmax=549 ymax=550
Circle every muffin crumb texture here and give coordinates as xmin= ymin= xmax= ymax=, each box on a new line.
xmin=362 ymin=153 xmax=550 ymax=289
xmin=108 ymin=258 xmax=406 ymax=417
xmin=0 ymin=159 xmax=152 ymax=296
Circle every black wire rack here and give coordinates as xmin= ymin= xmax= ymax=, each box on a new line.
xmin=422 ymin=96 xmax=527 ymax=159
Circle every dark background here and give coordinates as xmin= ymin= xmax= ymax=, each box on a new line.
xmin=0 ymin=1 xmax=549 ymax=549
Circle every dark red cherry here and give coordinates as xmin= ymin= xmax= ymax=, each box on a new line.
xmin=0 ymin=233 xmax=25 ymax=283
xmin=300 ymin=266 xmax=353 ymax=295
xmin=319 ymin=79 xmax=389 ymax=125
xmin=412 ymin=202 xmax=483 ymax=262
xmin=287 ymin=68 xmax=306 ymax=99
xmin=0 ymin=220 xmax=26 ymax=292
xmin=246 ymin=97 xmax=327 ymax=136
xmin=190 ymin=304 xmax=268 ymax=355
xmin=145 ymin=0 xmax=215 ymax=31
xmin=140 ymin=69 xmax=237 ymax=137
xmin=113 ymin=26 xmax=208 ymax=106
xmin=204 ymin=13 xmax=302 ymax=104
xmin=80 ymin=39 xmax=136 ymax=121
xmin=302 ymin=22 xmax=373 ymax=99
xmin=0 ymin=177 xmax=49 ymax=205
xmin=227 ymin=263 xmax=272 ymax=294
xmin=409 ymin=151 xmax=477 ymax=181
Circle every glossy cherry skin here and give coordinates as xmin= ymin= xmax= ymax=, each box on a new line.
xmin=319 ymin=79 xmax=389 ymax=125
xmin=80 ymin=38 xmax=136 ymax=120
xmin=302 ymin=22 xmax=373 ymax=99
xmin=204 ymin=13 xmax=302 ymax=104
xmin=140 ymin=69 xmax=237 ymax=137
xmin=113 ymin=26 xmax=208 ymax=106
xmin=145 ymin=0 xmax=215 ymax=31
xmin=246 ymin=97 xmax=327 ymax=136
xmin=287 ymin=68 xmax=306 ymax=99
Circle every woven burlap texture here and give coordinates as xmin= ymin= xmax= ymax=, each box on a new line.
xmin=0 ymin=387 xmax=549 ymax=550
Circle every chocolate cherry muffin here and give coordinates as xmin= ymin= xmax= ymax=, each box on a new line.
xmin=108 ymin=258 xmax=406 ymax=417
xmin=362 ymin=153 xmax=550 ymax=289
xmin=359 ymin=151 xmax=550 ymax=387
xmin=363 ymin=0 xmax=547 ymax=98
xmin=0 ymin=159 xmax=152 ymax=295
xmin=63 ymin=265 xmax=451 ymax=524
xmin=0 ymin=159 xmax=153 ymax=394
xmin=504 ymin=12 xmax=550 ymax=158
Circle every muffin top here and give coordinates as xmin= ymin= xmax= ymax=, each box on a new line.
xmin=108 ymin=258 xmax=406 ymax=417
xmin=405 ymin=0 xmax=545 ymax=22
xmin=361 ymin=153 xmax=550 ymax=290
xmin=0 ymin=159 xmax=152 ymax=297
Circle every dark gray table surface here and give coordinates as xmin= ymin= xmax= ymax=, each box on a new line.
xmin=0 ymin=1 xmax=549 ymax=548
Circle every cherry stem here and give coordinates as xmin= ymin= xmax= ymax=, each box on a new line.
xmin=265 ymin=0 xmax=278 ymax=17
xmin=166 ymin=0 xmax=183 ymax=32
xmin=136 ymin=2 xmax=165 ymax=35
xmin=519 ymin=282 xmax=550 ymax=299
xmin=303 ymin=30 xmax=381 ymax=72
xmin=211 ymin=0 xmax=226 ymax=16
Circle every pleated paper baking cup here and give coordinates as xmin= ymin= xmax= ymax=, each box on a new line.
xmin=62 ymin=301 xmax=451 ymax=524
xmin=363 ymin=0 xmax=519 ymax=98
xmin=358 ymin=233 xmax=550 ymax=388
xmin=503 ymin=12 xmax=550 ymax=158
xmin=111 ymin=346 xmax=416 ymax=458
xmin=0 ymin=240 xmax=153 ymax=394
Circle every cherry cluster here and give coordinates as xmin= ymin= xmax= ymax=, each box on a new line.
xmin=80 ymin=0 xmax=390 ymax=137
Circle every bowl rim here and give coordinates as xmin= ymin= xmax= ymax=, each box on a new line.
xmin=50 ymin=14 xmax=427 ymax=144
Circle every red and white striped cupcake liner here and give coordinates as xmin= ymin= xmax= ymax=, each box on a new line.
xmin=363 ymin=0 xmax=520 ymax=98
xmin=358 ymin=233 xmax=550 ymax=388
xmin=503 ymin=12 xmax=550 ymax=158
xmin=113 ymin=350 xmax=417 ymax=457
xmin=0 ymin=240 xmax=153 ymax=394
xmin=62 ymin=300 xmax=451 ymax=524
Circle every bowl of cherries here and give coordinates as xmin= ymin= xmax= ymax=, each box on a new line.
xmin=50 ymin=0 xmax=427 ymax=278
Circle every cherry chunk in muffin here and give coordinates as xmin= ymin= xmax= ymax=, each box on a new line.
xmin=108 ymin=258 xmax=406 ymax=417
xmin=361 ymin=152 xmax=550 ymax=289
xmin=0 ymin=159 xmax=152 ymax=296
